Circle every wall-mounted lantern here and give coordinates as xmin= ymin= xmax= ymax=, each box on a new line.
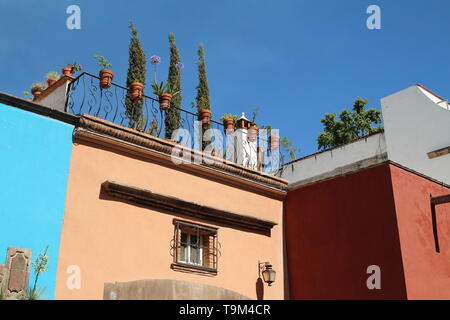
xmin=259 ymin=261 xmax=276 ymax=286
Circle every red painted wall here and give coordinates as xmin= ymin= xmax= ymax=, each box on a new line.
xmin=390 ymin=164 xmax=450 ymax=299
xmin=285 ymin=163 xmax=407 ymax=299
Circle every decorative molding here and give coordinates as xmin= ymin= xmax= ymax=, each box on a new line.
xmin=76 ymin=115 xmax=287 ymax=200
xmin=101 ymin=181 xmax=277 ymax=235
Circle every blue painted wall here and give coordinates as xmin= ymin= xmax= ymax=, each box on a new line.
xmin=0 ymin=103 xmax=73 ymax=299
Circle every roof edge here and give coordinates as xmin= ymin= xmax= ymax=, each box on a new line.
xmin=0 ymin=92 xmax=79 ymax=125
xmin=75 ymin=114 xmax=288 ymax=196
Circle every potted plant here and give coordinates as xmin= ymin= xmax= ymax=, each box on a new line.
xmin=61 ymin=62 xmax=82 ymax=77
xmin=260 ymin=125 xmax=280 ymax=150
xmin=248 ymin=107 xmax=260 ymax=142
xmin=151 ymin=80 xmax=180 ymax=111
xmin=198 ymin=109 xmax=212 ymax=127
xmin=129 ymin=81 xmax=145 ymax=101
xmin=30 ymin=82 xmax=47 ymax=100
xmin=194 ymin=97 xmax=211 ymax=128
xmin=46 ymin=72 xmax=60 ymax=87
xmin=220 ymin=113 xmax=238 ymax=133
xmin=94 ymin=56 xmax=114 ymax=89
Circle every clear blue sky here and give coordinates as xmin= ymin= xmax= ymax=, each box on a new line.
xmin=1 ymin=0 xmax=450 ymax=156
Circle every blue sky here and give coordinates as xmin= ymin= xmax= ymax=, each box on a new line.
xmin=1 ymin=0 xmax=450 ymax=156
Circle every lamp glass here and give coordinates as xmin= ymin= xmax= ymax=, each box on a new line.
xmin=262 ymin=264 xmax=276 ymax=285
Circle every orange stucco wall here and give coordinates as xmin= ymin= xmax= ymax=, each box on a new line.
xmin=390 ymin=165 xmax=450 ymax=299
xmin=55 ymin=140 xmax=284 ymax=300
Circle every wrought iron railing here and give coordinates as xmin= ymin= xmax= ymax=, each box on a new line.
xmin=65 ymin=72 xmax=226 ymax=140
xmin=65 ymin=72 xmax=273 ymax=170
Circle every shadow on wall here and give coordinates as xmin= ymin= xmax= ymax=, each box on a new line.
xmin=256 ymin=277 xmax=264 ymax=300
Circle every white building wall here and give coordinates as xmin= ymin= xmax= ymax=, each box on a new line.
xmin=35 ymin=79 xmax=71 ymax=112
xmin=280 ymin=133 xmax=387 ymax=188
xmin=381 ymin=85 xmax=450 ymax=184
xmin=281 ymin=84 xmax=450 ymax=186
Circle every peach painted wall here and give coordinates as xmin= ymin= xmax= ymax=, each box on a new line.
xmin=389 ymin=164 xmax=450 ymax=299
xmin=55 ymin=140 xmax=284 ymax=300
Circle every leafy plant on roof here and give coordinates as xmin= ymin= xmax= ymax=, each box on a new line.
xmin=317 ymin=97 xmax=383 ymax=151
xmin=259 ymin=125 xmax=272 ymax=131
xmin=151 ymin=80 xmax=180 ymax=97
xmin=280 ymin=136 xmax=299 ymax=166
xmin=250 ymin=107 xmax=260 ymax=126
xmin=93 ymin=55 xmax=112 ymax=69
xmin=67 ymin=61 xmax=82 ymax=73
xmin=30 ymin=82 xmax=47 ymax=93
xmin=195 ymin=44 xmax=211 ymax=112
xmin=125 ymin=22 xmax=147 ymax=129
xmin=220 ymin=113 xmax=238 ymax=121
xmin=46 ymin=71 xmax=60 ymax=80
xmin=165 ymin=33 xmax=184 ymax=139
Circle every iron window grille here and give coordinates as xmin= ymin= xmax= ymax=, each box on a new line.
xmin=172 ymin=220 xmax=220 ymax=272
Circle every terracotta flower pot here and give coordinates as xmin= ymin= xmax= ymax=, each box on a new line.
xmin=158 ymin=93 xmax=172 ymax=111
xmin=269 ymin=135 xmax=280 ymax=150
xmin=248 ymin=125 xmax=258 ymax=142
xmin=62 ymin=68 xmax=73 ymax=77
xmin=223 ymin=119 xmax=235 ymax=133
xmin=198 ymin=109 xmax=212 ymax=127
xmin=99 ymin=69 xmax=114 ymax=89
xmin=47 ymin=79 xmax=57 ymax=87
xmin=129 ymin=82 xmax=144 ymax=101
xmin=32 ymin=91 xmax=42 ymax=100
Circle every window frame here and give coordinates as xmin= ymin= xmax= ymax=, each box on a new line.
xmin=172 ymin=220 xmax=219 ymax=275
xmin=178 ymin=231 xmax=204 ymax=266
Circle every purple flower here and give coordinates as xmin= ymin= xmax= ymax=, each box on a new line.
xmin=176 ymin=62 xmax=184 ymax=70
xmin=150 ymin=55 xmax=161 ymax=65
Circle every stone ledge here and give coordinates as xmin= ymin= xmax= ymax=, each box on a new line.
xmin=76 ymin=114 xmax=288 ymax=196
xmin=101 ymin=180 xmax=277 ymax=236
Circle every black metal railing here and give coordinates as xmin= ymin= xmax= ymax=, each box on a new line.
xmin=65 ymin=72 xmax=273 ymax=169
xmin=65 ymin=72 xmax=226 ymax=140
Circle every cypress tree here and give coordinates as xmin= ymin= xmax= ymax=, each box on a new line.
xmin=125 ymin=22 xmax=147 ymax=129
xmin=195 ymin=44 xmax=211 ymax=151
xmin=195 ymin=44 xmax=211 ymax=111
xmin=165 ymin=33 xmax=182 ymax=139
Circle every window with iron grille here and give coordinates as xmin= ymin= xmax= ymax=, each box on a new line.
xmin=172 ymin=220 xmax=220 ymax=273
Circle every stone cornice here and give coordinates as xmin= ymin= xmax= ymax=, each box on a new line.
xmin=75 ymin=114 xmax=288 ymax=200
xmin=101 ymin=181 xmax=277 ymax=235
